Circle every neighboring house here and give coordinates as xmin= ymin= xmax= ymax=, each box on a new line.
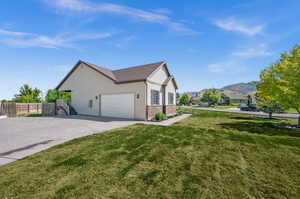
xmin=187 ymin=89 xmax=247 ymax=105
xmin=220 ymin=90 xmax=246 ymax=104
xmin=56 ymin=60 xmax=178 ymax=120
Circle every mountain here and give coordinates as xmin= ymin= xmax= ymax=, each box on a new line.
xmin=221 ymin=81 xmax=258 ymax=95
xmin=184 ymin=81 xmax=258 ymax=103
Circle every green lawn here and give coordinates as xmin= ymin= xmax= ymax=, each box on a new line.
xmin=1 ymin=110 xmax=300 ymax=198
xmin=195 ymin=104 xmax=239 ymax=109
xmin=214 ymin=104 xmax=239 ymax=109
xmin=286 ymin=108 xmax=299 ymax=114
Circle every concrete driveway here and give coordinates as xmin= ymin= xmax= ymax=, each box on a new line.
xmin=0 ymin=115 xmax=138 ymax=166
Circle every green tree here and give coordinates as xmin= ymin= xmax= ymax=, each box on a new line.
xmin=221 ymin=93 xmax=230 ymax=105
xmin=45 ymin=89 xmax=71 ymax=103
xmin=201 ymin=89 xmax=221 ymax=106
xmin=257 ymin=45 xmax=300 ymax=126
xmin=256 ymin=93 xmax=285 ymax=119
xmin=247 ymin=94 xmax=252 ymax=106
xmin=13 ymin=84 xmax=42 ymax=103
xmin=180 ymin=93 xmax=190 ymax=105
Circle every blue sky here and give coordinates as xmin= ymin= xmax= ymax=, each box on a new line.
xmin=1 ymin=0 xmax=300 ymax=99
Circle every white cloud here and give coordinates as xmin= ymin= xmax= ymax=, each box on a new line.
xmin=208 ymin=61 xmax=245 ymax=73
xmin=0 ymin=29 xmax=112 ymax=48
xmin=0 ymin=29 xmax=33 ymax=36
xmin=152 ymin=8 xmax=172 ymax=15
xmin=214 ymin=17 xmax=263 ymax=36
xmin=232 ymin=44 xmax=272 ymax=58
xmin=44 ymin=0 xmax=196 ymax=34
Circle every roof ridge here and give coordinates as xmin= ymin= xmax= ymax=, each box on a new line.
xmin=81 ymin=60 xmax=112 ymax=72
xmin=112 ymin=61 xmax=165 ymax=72
xmin=80 ymin=60 xmax=116 ymax=81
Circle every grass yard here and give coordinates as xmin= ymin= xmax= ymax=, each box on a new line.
xmin=1 ymin=110 xmax=300 ymax=198
xmin=214 ymin=104 xmax=239 ymax=109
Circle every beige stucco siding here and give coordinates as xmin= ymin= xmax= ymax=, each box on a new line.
xmin=148 ymin=66 xmax=168 ymax=84
xmin=165 ymin=80 xmax=176 ymax=105
xmin=146 ymin=65 xmax=176 ymax=106
xmin=58 ymin=63 xmax=146 ymax=120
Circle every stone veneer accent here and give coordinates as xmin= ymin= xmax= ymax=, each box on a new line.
xmin=164 ymin=105 xmax=176 ymax=116
xmin=146 ymin=105 xmax=177 ymax=120
xmin=146 ymin=105 xmax=163 ymax=120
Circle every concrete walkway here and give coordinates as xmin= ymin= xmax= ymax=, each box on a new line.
xmin=0 ymin=114 xmax=190 ymax=166
xmin=186 ymin=106 xmax=299 ymax=119
xmin=143 ymin=114 xmax=191 ymax=126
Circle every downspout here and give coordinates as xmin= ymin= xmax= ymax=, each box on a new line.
xmin=144 ymin=80 xmax=148 ymax=120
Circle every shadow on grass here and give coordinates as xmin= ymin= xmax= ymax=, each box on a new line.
xmin=218 ymin=121 xmax=300 ymax=138
xmin=229 ymin=116 xmax=283 ymax=121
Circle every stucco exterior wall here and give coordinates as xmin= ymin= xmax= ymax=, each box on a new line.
xmin=148 ymin=66 xmax=168 ymax=84
xmin=145 ymin=65 xmax=177 ymax=120
xmin=58 ymin=63 xmax=146 ymax=120
xmin=165 ymin=79 xmax=176 ymax=105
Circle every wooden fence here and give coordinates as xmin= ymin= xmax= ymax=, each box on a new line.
xmin=0 ymin=102 xmax=56 ymax=117
xmin=16 ymin=103 xmax=42 ymax=115
xmin=0 ymin=103 xmax=16 ymax=117
xmin=42 ymin=102 xmax=56 ymax=116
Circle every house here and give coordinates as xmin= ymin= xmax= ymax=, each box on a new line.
xmin=56 ymin=60 xmax=178 ymax=120
xmin=186 ymin=89 xmax=247 ymax=105
xmin=220 ymin=90 xmax=247 ymax=104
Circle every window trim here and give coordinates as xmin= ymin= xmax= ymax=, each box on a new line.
xmin=168 ymin=92 xmax=174 ymax=105
xmin=151 ymin=89 xmax=160 ymax=105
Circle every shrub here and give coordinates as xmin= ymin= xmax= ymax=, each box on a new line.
xmin=176 ymin=107 xmax=184 ymax=115
xmin=155 ymin=112 xmax=167 ymax=121
xmin=180 ymin=93 xmax=190 ymax=105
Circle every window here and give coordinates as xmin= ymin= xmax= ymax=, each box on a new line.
xmin=151 ymin=90 xmax=160 ymax=105
xmin=168 ymin=92 xmax=174 ymax=105
xmin=88 ymin=99 xmax=93 ymax=108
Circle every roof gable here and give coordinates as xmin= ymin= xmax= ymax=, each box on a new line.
xmin=163 ymin=76 xmax=179 ymax=89
xmin=56 ymin=60 xmax=173 ymax=90
xmin=113 ymin=61 xmax=164 ymax=83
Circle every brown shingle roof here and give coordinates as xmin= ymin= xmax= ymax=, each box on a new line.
xmin=56 ymin=60 xmax=166 ymax=90
xmin=84 ymin=61 xmax=165 ymax=83
xmin=82 ymin=61 xmax=117 ymax=81
xmin=112 ymin=61 xmax=164 ymax=83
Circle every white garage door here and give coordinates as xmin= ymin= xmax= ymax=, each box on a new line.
xmin=101 ymin=94 xmax=134 ymax=119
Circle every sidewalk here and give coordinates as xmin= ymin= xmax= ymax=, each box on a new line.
xmin=142 ymin=114 xmax=191 ymax=126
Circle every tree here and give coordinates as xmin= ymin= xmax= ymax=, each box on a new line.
xmin=256 ymin=93 xmax=285 ymax=119
xmin=221 ymin=93 xmax=230 ymax=105
xmin=180 ymin=93 xmax=190 ymax=105
xmin=201 ymin=89 xmax=221 ymax=106
xmin=45 ymin=89 xmax=71 ymax=103
xmin=257 ymin=45 xmax=300 ymax=126
xmin=13 ymin=84 xmax=42 ymax=103
xmin=247 ymin=94 xmax=252 ymax=106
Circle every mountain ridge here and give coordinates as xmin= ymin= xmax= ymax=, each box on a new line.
xmin=221 ymin=81 xmax=258 ymax=95
xmin=186 ymin=81 xmax=258 ymax=98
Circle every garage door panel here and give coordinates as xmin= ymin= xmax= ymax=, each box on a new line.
xmin=101 ymin=94 xmax=134 ymax=119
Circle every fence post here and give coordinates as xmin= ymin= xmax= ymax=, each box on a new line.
xmin=11 ymin=103 xmax=16 ymax=117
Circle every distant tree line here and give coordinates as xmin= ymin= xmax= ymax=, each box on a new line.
xmin=1 ymin=84 xmax=71 ymax=104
